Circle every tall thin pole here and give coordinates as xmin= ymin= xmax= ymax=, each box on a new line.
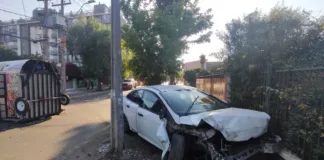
xmin=53 ymin=0 xmax=71 ymax=93
xmin=111 ymin=0 xmax=124 ymax=152
xmin=60 ymin=0 xmax=66 ymax=94
xmin=37 ymin=0 xmax=49 ymax=60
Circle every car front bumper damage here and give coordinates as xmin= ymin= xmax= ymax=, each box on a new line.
xmin=160 ymin=121 xmax=281 ymax=160
xmin=206 ymin=140 xmax=281 ymax=160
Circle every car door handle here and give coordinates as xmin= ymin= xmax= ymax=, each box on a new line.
xmin=126 ymin=105 xmax=130 ymax=108
xmin=138 ymin=113 xmax=143 ymax=117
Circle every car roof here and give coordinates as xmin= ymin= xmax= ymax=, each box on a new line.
xmin=146 ymin=85 xmax=195 ymax=92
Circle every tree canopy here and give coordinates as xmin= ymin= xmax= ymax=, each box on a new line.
xmin=121 ymin=0 xmax=213 ymax=85
xmin=199 ymin=54 xmax=207 ymax=68
xmin=0 ymin=45 xmax=42 ymax=61
xmin=216 ymin=4 xmax=324 ymax=159
xmin=67 ymin=17 xmax=111 ymax=84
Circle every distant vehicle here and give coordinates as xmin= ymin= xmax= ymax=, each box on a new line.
xmin=122 ymin=79 xmax=137 ymax=90
xmin=123 ymin=85 xmax=280 ymax=160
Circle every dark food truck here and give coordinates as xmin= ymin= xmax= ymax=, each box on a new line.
xmin=0 ymin=59 xmax=70 ymax=121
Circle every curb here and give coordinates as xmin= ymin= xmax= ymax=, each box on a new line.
xmin=70 ymin=90 xmax=110 ymax=100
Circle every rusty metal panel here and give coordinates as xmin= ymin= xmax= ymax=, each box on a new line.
xmin=196 ymin=75 xmax=227 ymax=101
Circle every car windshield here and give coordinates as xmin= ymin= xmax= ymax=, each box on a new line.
xmin=123 ymin=80 xmax=131 ymax=82
xmin=160 ymin=89 xmax=228 ymax=116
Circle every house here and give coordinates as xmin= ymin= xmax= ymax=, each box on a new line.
xmin=182 ymin=60 xmax=223 ymax=72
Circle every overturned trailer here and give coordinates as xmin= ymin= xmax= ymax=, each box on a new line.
xmin=0 ymin=59 xmax=70 ymax=121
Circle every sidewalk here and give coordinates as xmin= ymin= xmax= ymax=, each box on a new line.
xmin=66 ymin=87 xmax=110 ymax=100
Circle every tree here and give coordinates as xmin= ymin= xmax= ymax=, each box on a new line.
xmin=121 ymin=40 xmax=134 ymax=79
xmin=217 ymin=3 xmax=324 ymax=159
xmin=0 ymin=45 xmax=42 ymax=61
xmin=121 ymin=0 xmax=213 ymax=85
xmin=199 ymin=54 xmax=207 ymax=69
xmin=67 ymin=17 xmax=111 ymax=89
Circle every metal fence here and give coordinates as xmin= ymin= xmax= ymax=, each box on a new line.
xmin=252 ymin=67 xmax=324 ymax=160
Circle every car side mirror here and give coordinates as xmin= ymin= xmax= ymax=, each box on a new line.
xmin=159 ymin=108 xmax=166 ymax=120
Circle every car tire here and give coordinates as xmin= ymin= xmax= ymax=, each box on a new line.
xmin=123 ymin=114 xmax=131 ymax=133
xmin=168 ymin=134 xmax=185 ymax=160
xmin=60 ymin=93 xmax=70 ymax=105
xmin=14 ymin=97 xmax=30 ymax=116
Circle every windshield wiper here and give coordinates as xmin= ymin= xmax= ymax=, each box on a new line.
xmin=185 ymin=96 xmax=199 ymax=116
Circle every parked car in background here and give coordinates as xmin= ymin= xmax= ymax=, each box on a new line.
xmin=122 ymin=78 xmax=137 ymax=90
xmin=123 ymin=85 xmax=281 ymax=160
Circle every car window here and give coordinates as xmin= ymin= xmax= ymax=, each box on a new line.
xmin=127 ymin=90 xmax=143 ymax=104
xmin=160 ymin=89 xmax=228 ymax=116
xmin=123 ymin=79 xmax=131 ymax=82
xmin=142 ymin=91 xmax=163 ymax=114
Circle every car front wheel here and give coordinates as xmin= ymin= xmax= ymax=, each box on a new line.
xmin=123 ymin=114 xmax=131 ymax=133
xmin=168 ymin=134 xmax=185 ymax=160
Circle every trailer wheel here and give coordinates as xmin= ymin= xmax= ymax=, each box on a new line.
xmin=14 ymin=97 xmax=29 ymax=116
xmin=60 ymin=93 xmax=70 ymax=105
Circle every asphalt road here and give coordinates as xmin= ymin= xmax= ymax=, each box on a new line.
xmin=0 ymin=92 xmax=114 ymax=160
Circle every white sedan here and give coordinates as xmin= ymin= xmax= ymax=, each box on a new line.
xmin=123 ymin=85 xmax=280 ymax=160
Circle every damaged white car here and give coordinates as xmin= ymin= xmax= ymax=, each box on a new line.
xmin=123 ymin=85 xmax=280 ymax=160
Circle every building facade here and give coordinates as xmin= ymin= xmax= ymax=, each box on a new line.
xmin=0 ymin=8 xmax=60 ymax=63
xmin=0 ymin=3 xmax=111 ymax=64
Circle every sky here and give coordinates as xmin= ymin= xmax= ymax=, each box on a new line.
xmin=0 ymin=0 xmax=323 ymax=62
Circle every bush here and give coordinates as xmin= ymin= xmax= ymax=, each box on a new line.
xmin=183 ymin=68 xmax=209 ymax=87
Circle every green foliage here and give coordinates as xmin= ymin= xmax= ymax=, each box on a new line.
xmin=0 ymin=45 xmax=42 ymax=61
xmin=199 ymin=54 xmax=207 ymax=68
xmin=121 ymin=40 xmax=134 ymax=79
xmin=67 ymin=17 xmax=111 ymax=84
xmin=217 ymin=3 xmax=324 ymax=159
xmin=121 ymin=0 xmax=213 ymax=85
xmin=183 ymin=68 xmax=209 ymax=86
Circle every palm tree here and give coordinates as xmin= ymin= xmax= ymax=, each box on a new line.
xmin=199 ymin=54 xmax=207 ymax=69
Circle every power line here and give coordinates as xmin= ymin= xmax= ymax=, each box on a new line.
xmin=72 ymin=0 xmax=82 ymax=7
xmin=0 ymin=33 xmax=44 ymax=43
xmin=21 ymin=0 xmax=27 ymax=17
xmin=0 ymin=8 xmax=30 ymax=18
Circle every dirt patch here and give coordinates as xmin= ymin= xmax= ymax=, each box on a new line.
xmin=102 ymin=133 xmax=160 ymax=160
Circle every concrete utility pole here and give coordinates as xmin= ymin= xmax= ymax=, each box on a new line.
xmin=52 ymin=0 xmax=71 ymax=94
xmin=111 ymin=0 xmax=124 ymax=152
xmin=37 ymin=0 xmax=49 ymax=61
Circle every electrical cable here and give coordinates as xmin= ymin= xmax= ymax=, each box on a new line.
xmin=0 ymin=8 xmax=30 ymax=18
xmin=21 ymin=0 xmax=27 ymax=17
xmin=72 ymin=0 xmax=82 ymax=7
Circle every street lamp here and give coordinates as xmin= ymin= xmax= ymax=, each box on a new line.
xmin=76 ymin=0 xmax=95 ymax=15
xmin=65 ymin=0 xmax=95 ymax=63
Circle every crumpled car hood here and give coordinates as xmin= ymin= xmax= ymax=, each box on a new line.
xmin=179 ymin=107 xmax=270 ymax=142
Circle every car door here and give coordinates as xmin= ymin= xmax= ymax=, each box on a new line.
xmin=137 ymin=90 xmax=165 ymax=150
xmin=124 ymin=90 xmax=143 ymax=132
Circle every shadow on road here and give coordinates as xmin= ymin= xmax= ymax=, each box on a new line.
xmin=0 ymin=116 xmax=51 ymax=132
xmin=51 ymin=121 xmax=110 ymax=160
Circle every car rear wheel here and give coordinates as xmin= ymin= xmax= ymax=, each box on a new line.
xmin=168 ymin=134 xmax=185 ymax=160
